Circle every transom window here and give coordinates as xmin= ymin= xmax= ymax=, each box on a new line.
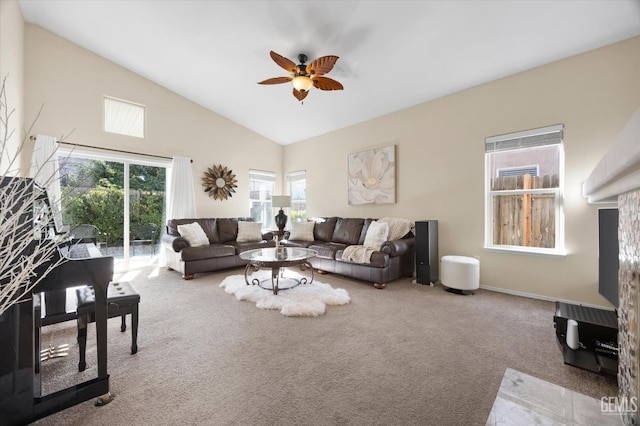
xmin=103 ymin=96 xmax=145 ymax=138
xmin=485 ymin=124 xmax=565 ymax=256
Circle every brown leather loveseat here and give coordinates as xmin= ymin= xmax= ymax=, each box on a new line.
xmin=162 ymin=218 xmax=275 ymax=280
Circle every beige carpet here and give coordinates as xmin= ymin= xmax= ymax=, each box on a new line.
xmin=33 ymin=265 xmax=617 ymax=426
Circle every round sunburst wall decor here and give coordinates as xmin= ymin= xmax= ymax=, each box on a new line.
xmin=202 ymin=164 xmax=238 ymax=200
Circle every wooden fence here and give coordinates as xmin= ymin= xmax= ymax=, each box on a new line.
xmin=491 ymin=174 xmax=558 ymax=248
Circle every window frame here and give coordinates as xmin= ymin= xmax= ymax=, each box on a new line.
xmin=248 ymin=169 xmax=275 ymax=230
xmin=57 ymin=145 xmax=170 ymax=270
xmin=287 ymin=170 xmax=307 ymax=223
xmin=484 ymin=125 xmax=566 ymax=257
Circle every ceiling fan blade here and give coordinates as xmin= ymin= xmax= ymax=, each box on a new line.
xmin=270 ymin=51 xmax=297 ymax=73
xmin=308 ymin=56 xmax=339 ymax=76
xmin=258 ymin=77 xmax=292 ymax=85
xmin=293 ymin=88 xmax=309 ymax=101
xmin=313 ymin=76 xmax=344 ymax=91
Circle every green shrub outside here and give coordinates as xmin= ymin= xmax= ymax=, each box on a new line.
xmin=61 ymin=160 xmax=165 ymax=246
xmin=290 ymin=209 xmax=307 ymax=222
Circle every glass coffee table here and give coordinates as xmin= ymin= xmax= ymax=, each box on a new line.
xmin=239 ymin=247 xmax=317 ymax=295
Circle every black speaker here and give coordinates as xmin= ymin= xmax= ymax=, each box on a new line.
xmin=415 ymin=220 xmax=438 ymax=285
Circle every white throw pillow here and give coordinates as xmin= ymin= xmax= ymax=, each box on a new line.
xmin=177 ymin=222 xmax=209 ymax=247
xmin=289 ymin=222 xmax=315 ymax=241
xmin=237 ymin=221 xmax=263 ymax=242
xmin=363 ymin=220 xmax=389 ymax=251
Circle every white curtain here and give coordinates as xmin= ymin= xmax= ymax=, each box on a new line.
xmin=29 ymin=134 xmax=63 ymax=231
xmin=168 ymin=156 xmax=196 ymax=219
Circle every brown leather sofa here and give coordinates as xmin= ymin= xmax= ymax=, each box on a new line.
xmin=162 ymin=216 xmax=415 ymax=289
xmin=162 ymin=218 xmax=276 ymax=280
xmin=283 ymin=217 xmax=415 ymax=289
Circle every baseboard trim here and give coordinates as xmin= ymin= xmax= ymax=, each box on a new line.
xmin=479 ymin=285 xmax=615 ymax=311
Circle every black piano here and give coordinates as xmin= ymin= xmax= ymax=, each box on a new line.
xmin=0 ymin=177 xmax=114 ymax=425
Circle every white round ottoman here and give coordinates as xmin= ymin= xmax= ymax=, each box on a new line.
xmin=440 ymin=255 xmax=480 ymax=294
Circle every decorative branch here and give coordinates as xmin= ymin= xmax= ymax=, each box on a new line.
xmin=0 ymin=75 xmax=69 ymax=315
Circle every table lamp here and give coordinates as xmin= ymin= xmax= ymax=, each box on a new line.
xmin=272 ymin=195 xmax=291 ymax=231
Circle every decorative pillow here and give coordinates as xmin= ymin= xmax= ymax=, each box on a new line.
xmin=289 ymin=222 xmax=315 ymax=242
xmin=332 ymin=218 xmax=365 ymax=245
xmin=313 ymin=217 xmax=338 ymax=242
xmin=177 ymin=222 xmax=209 ymax=247
xmin=236 ymin=221 xmax=263 ymax=242
xmin=363 ymin=220 xmax=389 ymax=251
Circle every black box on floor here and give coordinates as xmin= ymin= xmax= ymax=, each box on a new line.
xmin=553 ymin=302 xmax=617 ymax=349
xmin=553 ymin=301 xmax=618 ymax=378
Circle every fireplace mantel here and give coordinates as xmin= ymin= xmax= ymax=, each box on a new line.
xmin=583 ymin=107 xmax=640 ymax=203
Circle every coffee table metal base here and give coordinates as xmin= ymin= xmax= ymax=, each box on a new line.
xmin=244 ymin=263 xmax=314 ymax=295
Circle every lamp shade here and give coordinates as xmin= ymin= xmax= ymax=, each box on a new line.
xmin=291 ymin=76 xmax=313 ymax=92
xmin=272 ymin=195 xmax=291 ymax=208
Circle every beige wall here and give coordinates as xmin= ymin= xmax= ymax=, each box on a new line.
xmin=0 ymin=0 xmax=24 ymax=175
xmin=20 ymin=17 xmax=640 ymax=305
xmin=284 ymin=36 xmax=640 ymax=306
xmin=23 ymin=24 xmax=282 ymax=218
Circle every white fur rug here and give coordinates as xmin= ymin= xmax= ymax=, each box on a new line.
xmin=219 ymin=272 xmax=350 ymax=317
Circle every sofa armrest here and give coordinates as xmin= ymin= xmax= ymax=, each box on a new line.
xmin=262 ymin=231 xmax=275 ymax=241
xmin=161 ymin=233 xmax=189 ymax=252
xmin=380 ymin=237 xmax=415 ymax=257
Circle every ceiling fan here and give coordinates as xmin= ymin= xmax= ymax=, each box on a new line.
xmin=258 ymin=51 xmax=344 ymax=102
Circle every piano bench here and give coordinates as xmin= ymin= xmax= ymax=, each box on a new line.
xmin=76 ymin=282 xmax=140 ymax=372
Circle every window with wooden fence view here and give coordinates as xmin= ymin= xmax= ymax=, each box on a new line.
xmin=485 ymin=125 xmax=564 ymax=253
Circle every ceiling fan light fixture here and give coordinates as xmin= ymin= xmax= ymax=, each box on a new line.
xmin=259 ymin=51 xmax=342 ymax=101
xmin=291 ymin=76 xmax=313 ymax=92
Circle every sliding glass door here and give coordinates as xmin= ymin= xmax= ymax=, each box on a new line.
xmin=58 ymin=150 xmax=168 ymax=270
xmin=59 ymin=157 xmax=125 ymax=255
xmin=128 ymin=164 xmax=166 ymax=260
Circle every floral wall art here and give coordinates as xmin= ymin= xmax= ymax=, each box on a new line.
xmin=348 ymin=145 xmax=396 ymax=205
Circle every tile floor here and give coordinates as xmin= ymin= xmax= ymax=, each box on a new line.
xmin=486 ymin=368 xmax=623 ymax=425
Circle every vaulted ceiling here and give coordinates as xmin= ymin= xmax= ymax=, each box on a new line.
xmin=19 ymin=1 xmax=640 ymax=145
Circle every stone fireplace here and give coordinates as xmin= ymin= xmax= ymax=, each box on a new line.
xmin=584 ymin=107 xmax=640 ymax=425
xmin=618 ymin=191 xmax=639 ymax=425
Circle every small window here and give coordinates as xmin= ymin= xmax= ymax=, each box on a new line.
xmin=104 ymin=96 xmax=145 ymax=138
xmin=497 ymin=165 xmax=539 ymax=178
xmin=485 ymin=124 xmax=565 ymax=255
xmin=249 ymin=170 xmax=275 ymax=229
xmin=287 ymin=170 xmax=307 ymax=223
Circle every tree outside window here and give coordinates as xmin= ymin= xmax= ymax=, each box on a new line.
xmin=59 ymin=157 xmax=165 ymax=247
